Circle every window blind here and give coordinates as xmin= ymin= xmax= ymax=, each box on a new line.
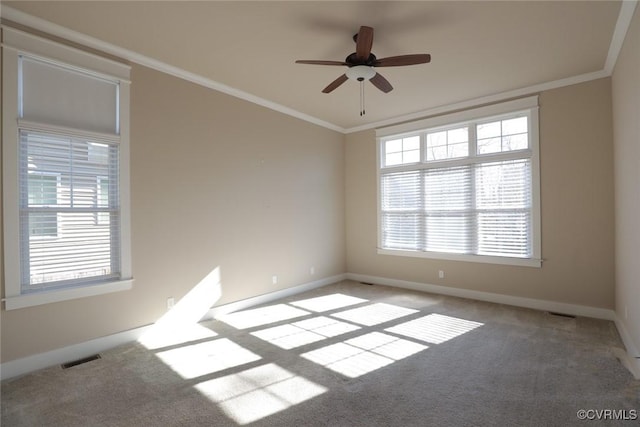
xmin=19 ymin=129 xmax=121 ymax=291
xmin=20 ymin=56 xmax=119 ymax=135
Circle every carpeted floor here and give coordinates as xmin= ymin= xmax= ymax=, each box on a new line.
xmin=2 ymin=280 xmax=639 ymax=426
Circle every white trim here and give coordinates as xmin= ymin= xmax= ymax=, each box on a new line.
xmin=0 ymin=322 xmax=155 ymax=381
xmin=0 ymin=7 xmax=344 ymax=133
xmin=2 ymin=272 xmax=631 ymax=380
xmin=2 ymin=3 xmax=636 ymax=135
xmin=612 ymin=347 xmax=640 ymax=380
xmin=615 ymin=315 xmax=640 ymax=358
xmin=2 ymin=26 xmax=133 ymax=310
xmin=346 ymin=71 xmax=607 ymax=134
xmin=376 ymin=96 xmax=538 ymax=138
xmin=615 ymin=314 xmax=640 ymax=377
xmin=17 ymin=119 xmax=120 ymax=142
xmin=605 ymin=0 xmax=639 ymax=75
xmin=346 ymin=273 xmax=615 ymax=321
xmin=207 ymin=273 xmax=347 ymax=317
xmin=0 ymin=274 xmax=344 ymax=380
xmin=377 ymin=249 xmax=542 ymax=268
xmin=376 ymin=99 xmax=541 ymax=267
xmin=2 ymin=46 xmax=22 ymax=300
xmin=1 ymin=26 xmax=130 ymax=81
xmin=2 ymin=279 xmax=133 ymax=310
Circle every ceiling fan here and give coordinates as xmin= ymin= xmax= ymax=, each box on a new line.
xmin=295 ymin=25 xmax=431 ymax=94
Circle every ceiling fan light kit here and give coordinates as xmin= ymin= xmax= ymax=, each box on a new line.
xmin=345 ymin=65 xmax=376 ymax=81
xmin=295 ymin=25 xmax=431 ymax=116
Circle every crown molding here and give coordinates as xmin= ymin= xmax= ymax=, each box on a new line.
xmin=0 ymin=5 xmax=346 ymax=134
xmin=605 ymin=0 xmax=639 ymax=75
xmin=1 ymin=2 xmax=637 ymax=135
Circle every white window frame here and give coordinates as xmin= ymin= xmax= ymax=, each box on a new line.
xmin=376 ymin=96 xmax=541 ymax=268
xmin=2 ymin=27 xmax=133 ymax=309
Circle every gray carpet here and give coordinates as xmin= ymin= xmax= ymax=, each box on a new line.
xmin=2 ymin=280 xmax=639 ymax=426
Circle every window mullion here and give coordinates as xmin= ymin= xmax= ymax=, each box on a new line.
xmin=469 ymin=124 xmax=478 ymax=254
xmin=419 ymin=133 xmax=426 ymax=251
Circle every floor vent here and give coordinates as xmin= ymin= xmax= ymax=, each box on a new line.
xmin=61 ymin=354 xmax=101 ymax=369
xmin=548 ymin=311 xmax=576 ymax=319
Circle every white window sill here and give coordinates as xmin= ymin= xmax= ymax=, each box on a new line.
xmin=377 ymin=248 xmax=542 ymax=268
xmin=2 ymin=278 xmax=133 ymax=310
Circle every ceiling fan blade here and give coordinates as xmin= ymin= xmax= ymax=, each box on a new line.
xmin=355 ymin=26 xmax=374 ymax=61
xmin=322 ymin=74 xmax=349 ymax=93
xmin=296 ymin=60 xmax=348 ymax=66
xmin=370 ymin=72 xmax=393 ymax=93
xmin=373 ymin=54 xmax=431 ymax=67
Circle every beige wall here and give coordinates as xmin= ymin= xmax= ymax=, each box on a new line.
xmin=613 ymin=6 xmax=640 ymax=355
xmin=0 ymin=64 xmax=346 ymax=363
xmin=346 ymin=78 xmax=615 ymax=309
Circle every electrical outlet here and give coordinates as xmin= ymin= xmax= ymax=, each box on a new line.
xmin=310 ymin=266 xmax=315 ymax=275
xmin=167 ymin=297 xmax=175 ymax=310
xmin=438 ymin=270 xmax=445 ymax=279
xmin=272 ymin=275 xmax=278 ymax=285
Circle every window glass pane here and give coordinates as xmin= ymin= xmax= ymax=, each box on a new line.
xmin=502 ymin=133 xmax=528 ymax=151
xmin=476 ymin=160 xmax=531 ymax=210
xmin=27 ymin=174 xmax=58 ymax=237
xmin=477 ymin=137 xmax=501 ymax=154
xmin=382 ymin=171 xmax=421 ymax=210
xmin=385 ymin=139 xmax=402 ymax=154
xmin=477 ymin=211 xmax=530 ymax=258
xmin=426 ymin=145 xmax=446 ymax=161
xmin=425 ymin=214 xmax=472 ymax=254
xmin=448 ymin=143 xmax=468 ymax=158
xmin=385 ymin=152 xmax=402 ymax=166
xmin=382 ymin=213 xmax=421 ymax=250
xmin=424 ymin=166 xmax=472 ymax=211
xmin=502 ymin=117 xmax=527 ymax=135
xmin=447 ymin=128 xmax=468 ymax=144
xmin=20 ymin=130 xmax=120 ymax=289
xmin=384 ymin=136 xmax=421 ymax=166
xmin=477 ymin=121 xmax=501 ymax=139
xmin=403 ymin=149 xmax=420 ymax=164
xmin=426 ymin=131 xmax=446 ymax=147
xmin=403 ymin=136 xmax=420 ymax=151
xmin=426 ymin=127 xmax=468 ymax=161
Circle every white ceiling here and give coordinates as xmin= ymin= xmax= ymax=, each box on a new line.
xmin=2 ymin=1 xmax=628 ymax=132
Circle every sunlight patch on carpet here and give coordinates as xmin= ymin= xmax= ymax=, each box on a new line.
xmin=289 ymin=293 xmax=368 ymax=312
xmin=138 ymin=323 xmax=217 ymax=350
xmin=195 ymin=363 xmax=327 ymax=425
xmin=156 ymin=338 xmax=260 ymax=379
xmin=301 ymin=332 xmax=427 ymax=378
xmin=218 ymin=304 xmax=310 ymax=330
xmin=385 ymin=313 xmax=483 ymax=344
xmin=330 ymin=303 xmax=418 ymax=326
xmin=251 ymin=316 xmax=360 ymax=349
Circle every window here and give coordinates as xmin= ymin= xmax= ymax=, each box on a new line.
xmin=2 ymin=27 xmax=132 ymax=309
xmin=377 ymin=97 xmax=541 ymax=267
xmin=27 ymin=172 xmax=59 ymax=238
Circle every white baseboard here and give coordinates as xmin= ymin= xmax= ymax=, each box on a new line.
xmin=207 ymin=273 xmax=347 ymax=318
xmin=0 ymin=274 xmax=345 ymax=381
xmin=614 ymin=315 xmax=640 ymax=379
xmin=3 ymin=272 xmax=630 ymax=381
xmin=0 ymin=324 xmax=154 ymax=381
xmin=346 ymin=273 xmax=616 ymax=320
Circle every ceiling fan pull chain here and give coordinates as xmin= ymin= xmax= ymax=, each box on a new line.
xmin=360 ymin=79 xmax=366 ymax=116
